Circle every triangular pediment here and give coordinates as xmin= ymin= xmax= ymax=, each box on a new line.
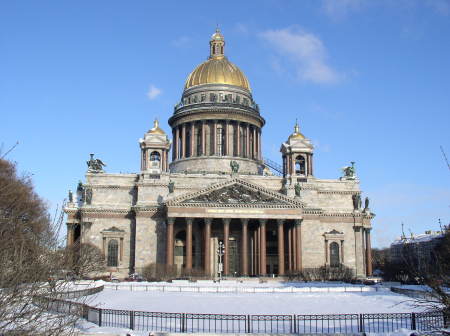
xmin=166 ymin=178 xmax=304 ymax=208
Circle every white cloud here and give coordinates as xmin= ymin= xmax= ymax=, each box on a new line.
xmin=171 ymin=36 xmax=191 ymax=48
xmin=260 ymin=27 xmax=340 ymax=84
xmin=234 ymin=23 xmax=250 ymax=35
xmin=322 ymin=0 xmax=365 ymax=20
xmin=147 ymin=85 xmax=162 ymax=100
xmin=426 ymin=0 xmax=450 ymax=15
xmin=322 ymin=0 xmax=450 ymax=19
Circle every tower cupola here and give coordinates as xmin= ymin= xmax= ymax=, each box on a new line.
xmin=281 ymin=120 xmax=314 ymax=182
xmin=139 ymin=119 xmax=171 ymax=175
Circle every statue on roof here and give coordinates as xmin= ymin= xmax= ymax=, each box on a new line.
xmin=294 ymin=183 xmax=302 ymax=197
xmin=352 ymin=193 xmax=361 ymax=210
xmin=230 ymin=160 xmax=239 ymax=174
xmin=87 ymin=153 xmax=106 ymax=173
xmin=342 ymin=161 xmax=356 ymax=180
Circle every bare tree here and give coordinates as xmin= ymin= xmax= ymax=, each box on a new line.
xmin=63 ymin=242 xmax=106 ymax=279
xmin=384 ymin=229 xmax=450 ymax=329
xmin=0 ymin=158 xmax=79 ymax=335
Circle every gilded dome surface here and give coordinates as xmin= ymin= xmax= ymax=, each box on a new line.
xmin=148 ymin=119 xmax=165 ymax=135
xmin=184 ymin=29 xmax=251 ymax=92
xmin=185 ymin=58 xmax=251 ymax=91
xmin=289 ymin=120 xmax=305 ymax=140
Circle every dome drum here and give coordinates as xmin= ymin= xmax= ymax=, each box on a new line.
xmin=169 ymin=105 xmax=265 ymax=128
xmin=169 ymin=156 xmax=263 ymax=175
xmin=175 ymin=84 xmax=259 ymax=115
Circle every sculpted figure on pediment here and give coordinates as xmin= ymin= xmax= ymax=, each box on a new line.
xmin=183 ymin=184 xmax=287 ymax=205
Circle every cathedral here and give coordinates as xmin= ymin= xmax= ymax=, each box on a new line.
xmin=65 ymin=29 xmax=374 ymax=279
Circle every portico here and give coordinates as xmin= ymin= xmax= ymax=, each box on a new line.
xmin=164 ymin=178 xmax=304 ymax=277
xmin=165 ymin=215 xmax=303 ymax=277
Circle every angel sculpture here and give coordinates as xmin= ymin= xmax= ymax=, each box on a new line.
xmin=86 ymin=153 xmax=106 ymax=173
xmin=341 ymin=161 xmax=356 ymax=180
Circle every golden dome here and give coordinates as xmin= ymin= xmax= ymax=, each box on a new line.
xmin=184 ymin=29 xmax=251 ymax=92
xmin=289 ymin=120 xmax=305 ymax=140
xmin=148 ymin=119 xmax=165 ymax=135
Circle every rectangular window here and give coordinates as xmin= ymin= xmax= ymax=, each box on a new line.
xmin=216 ymin=125 xmax=224 ymax=156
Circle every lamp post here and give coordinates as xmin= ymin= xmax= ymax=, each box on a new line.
xmin=217 ymin=241 xmax=225 ymax=280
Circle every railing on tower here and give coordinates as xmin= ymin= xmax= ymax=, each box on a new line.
xmin=263 ymin=157 xmax=283 ymax=176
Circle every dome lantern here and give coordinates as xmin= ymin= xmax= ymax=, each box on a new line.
xmin=184 ymin=29 xmax=251 ymax=92
xmin=210 ymin=28 xmax=225 ymax=59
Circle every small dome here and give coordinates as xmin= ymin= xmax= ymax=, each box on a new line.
xmin=288 ymin=120 xmax=305 ymax=140
xmin=211 ymin=28 xmax=224 ymax=41
xmin=148 ymin=119 xmax=165 ymax=135
xmin=184 ymin=29 xmax=251 ymax=92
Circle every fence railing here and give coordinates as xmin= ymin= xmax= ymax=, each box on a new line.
xmin=103 ymin=283 xmax=381 ymax=293
xmin=49 ymin=284 xmax=105 ymax=299
xmin=390 ymin=286 xmax=437 ymax=301
xmin=41 ymin=297 xmax=446 ymax=334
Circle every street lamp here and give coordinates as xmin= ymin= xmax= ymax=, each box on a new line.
xmin=217 ymin=241 xmax=225 ymax=280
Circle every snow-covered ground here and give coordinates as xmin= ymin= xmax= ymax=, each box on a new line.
xmin=73 ymin=282 xmax=438 ymax=335
xmin=83 ymin=287 xmax=419 ymax=314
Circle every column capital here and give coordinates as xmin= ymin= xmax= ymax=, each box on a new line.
xmin=167 ymin=217 xmax=175 ymax=225
xmin=222 ymin=218 xmax=231 ymax=225
xmin=260 ymin=218 xmax=267 ymax=227
xmin=276 ymin=219 xmax=285 ymax=226
xmin=186 ymin=217 xmax=194 ymax=225
xmin=67 ymin=223 xmax=77 ymax=230
xmin=204 ymin=218 xmax=212 ymax=225
xmin=294 ymin=219 xmax=302 ymax=227
xmin=241 ymin=218 xmax=249 ymax=226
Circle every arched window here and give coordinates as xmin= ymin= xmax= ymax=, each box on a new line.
xmin=330 ymin=242 xmax=340 ymax=267
xmin=295 ymin=155 xmax=306 ymax=175
xmin=150 ymin=151 xmax=160 ymax=161
xmin=107 ymin=239 xmax=119 ymax=267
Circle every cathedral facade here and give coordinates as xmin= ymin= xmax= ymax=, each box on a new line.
xmin=65 ymin=30 xmax=374 ymax=278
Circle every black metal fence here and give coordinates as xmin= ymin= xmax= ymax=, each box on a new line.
xmin=82 ymin=307 xmax=445 ymax=334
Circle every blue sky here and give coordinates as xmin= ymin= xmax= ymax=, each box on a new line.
xmin=1 ymin=0 xmax=449 ymax=247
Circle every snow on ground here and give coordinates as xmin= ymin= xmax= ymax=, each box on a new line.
xmin=83 ymin=288 xmax=420 ymax=315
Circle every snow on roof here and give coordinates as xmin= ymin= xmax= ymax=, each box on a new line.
xmin=391 ymin=231 xmax=444 ymax=246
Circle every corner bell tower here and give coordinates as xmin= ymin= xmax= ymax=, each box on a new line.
xmin=280 ymin=120 xmax=314 ymax=183
xmin=139 ymin=119 xmax=171 ymax=175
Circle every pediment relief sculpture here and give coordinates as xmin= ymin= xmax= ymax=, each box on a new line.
xmin=182 ymin=184 xmax=289 ymax=205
